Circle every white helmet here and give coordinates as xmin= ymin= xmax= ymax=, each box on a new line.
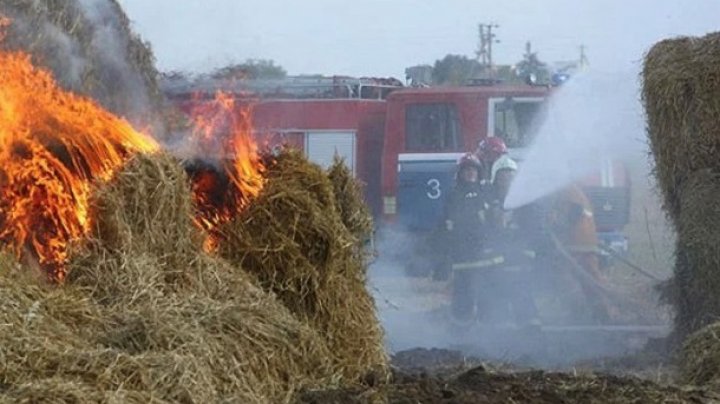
xmin=491 ymin=154 xmax=518 ymax=183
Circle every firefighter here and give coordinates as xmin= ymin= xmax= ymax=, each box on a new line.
xmin=444 ymin=153 xmax=497 ymax=328
xmin=544 ymin=184 xmax=615 ymax=322
xmin=480 ymin=157 xmax=541 ymax=326
xmin=475 ymin=137 xmax=515 ymax=183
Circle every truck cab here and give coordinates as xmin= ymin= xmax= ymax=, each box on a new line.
xmin=380 ymin=84 xmax=550 ymax=231
xmin=379 ymin=83 xmax=630 ymax=265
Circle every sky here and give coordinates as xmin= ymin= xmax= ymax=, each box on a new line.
xmin=116 ymin=0 xmax=720 ymax=78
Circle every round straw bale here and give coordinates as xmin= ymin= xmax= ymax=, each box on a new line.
xmin=642 ymin=33 xmax=720 ymax=221
xmin=218 ymin=150 xmax=388 ymax=383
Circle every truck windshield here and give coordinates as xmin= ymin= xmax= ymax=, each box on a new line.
xmin=492 ymin=98 xmax=546 ymax=148
xmin=405 ymin=103 xmax=461 ymax=152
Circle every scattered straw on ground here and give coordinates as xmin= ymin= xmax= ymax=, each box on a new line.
xmin=298 ymin=365 xmax=718 ymax=404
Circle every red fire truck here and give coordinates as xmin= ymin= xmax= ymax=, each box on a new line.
xmin=164 ymin=75 xmax=630 ymax=267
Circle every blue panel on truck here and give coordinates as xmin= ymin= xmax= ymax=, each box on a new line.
xmin=397 ymin=159 xmax=458 ymax=231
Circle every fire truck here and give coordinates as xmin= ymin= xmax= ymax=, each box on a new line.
xmin=163 ymin=75 xmax=630 ymax=270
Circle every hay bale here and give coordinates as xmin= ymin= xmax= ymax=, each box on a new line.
xmin=218 ymin=150 xmax=389 ymax=383
xmin=642 ymin=33 xmax=720 ymax=222
xmin=642 ymin=33 xmax=720 ymax=341
xmin=0 ymin=153 xmax=339 ymax=403
xmin=681 ymin=322 xmax=720 ymax=387
xmin=0 ymin=0 xmax=163 ymax=129
xmin=667 ymin=169 xmax=720 ymax=336
xmin=69 ymin=152 xmax=206 ymax=298
xmin=327 ymin=156 xmax=373 ymax=243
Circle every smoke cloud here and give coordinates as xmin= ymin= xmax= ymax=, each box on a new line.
xmin=506 ymin=70 xmax=647 ymax=209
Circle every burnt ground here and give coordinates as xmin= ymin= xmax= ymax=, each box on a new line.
xmin=292 ymin=257 xmax=720 ymax=403
xmin=296 ymin=348 xmax=718 ymax=404
xmin=296 ymin=162 xmax=701 ymax=403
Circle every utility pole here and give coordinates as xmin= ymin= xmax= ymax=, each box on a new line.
xmin=524 ymin=41 xmax=532 ymax=59
xmin=476 ymin=23 xmax=499 ymax=70
xmin=487 ymin=24 xmax=497 ymax=68
xmin=579 ymin=44 xmax=589 ymax=69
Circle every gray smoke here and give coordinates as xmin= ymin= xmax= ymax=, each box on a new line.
xmin=78 ymin=0 xmax=152 ymax=115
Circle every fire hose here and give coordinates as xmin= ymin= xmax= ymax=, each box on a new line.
xmin=547 ymin=231 xmax=619 ymax=300
xmin=546 ymin=228 xmax=675 ymax=323
xmin=595 ymin=243 xmax=664 ymax=282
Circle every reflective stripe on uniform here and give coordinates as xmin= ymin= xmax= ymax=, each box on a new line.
xmin=452 ymin=256 xmax=505 ymax=271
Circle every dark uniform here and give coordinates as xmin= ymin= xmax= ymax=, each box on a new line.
xmin=447 ymin=156 xmax=540 ymax=328
xmin=480 ymin=188 xmax=540 ymax=326
xmin=444 ymin=155 xmax=501 ymax=326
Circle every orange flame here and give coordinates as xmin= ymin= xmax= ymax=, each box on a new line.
xmin=186 ymin=92 xmax=265 ymax=251
xmin=0 ymin=49 xmax=159 ymax=280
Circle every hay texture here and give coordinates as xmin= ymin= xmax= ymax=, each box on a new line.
xmin=327 ymin=156 xmax=373 ymax=243
xmin=682 ymin=322 xmax=720 ymax=388
xmin=0 ymin=0 xmax=162 ymax=128
xmin=218 ymin=150 xmax=389 ymax=383
xmin=642 ymin=33 xmax=720 ymax=222
xmin=642 ymin=32 xmax=720 ymax=340
xmin=0 ymin=153 xmax=338 ymax=403
xmin=666 ymin=170 xmax=720 ymax=336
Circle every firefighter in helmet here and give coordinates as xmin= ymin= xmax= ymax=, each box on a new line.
xmin=444 ymin=153 xmax=487 ymax=262
xmin=444 ymin=153 xmax=496 ymax=327
xmin=478 ymin=157 xmax=541 ymax=326
xmin=476 ymin=137 xmax=516 ymax=183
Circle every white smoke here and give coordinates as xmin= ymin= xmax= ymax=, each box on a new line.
xmin=77 ymin=0 xmax=152 ymax=115
xmin=505 ymin=69 xmax=647 ymax=209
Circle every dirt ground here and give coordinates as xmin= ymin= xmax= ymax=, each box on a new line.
xmin=296 ymin=348 xmax=717 ymax=403
xmin=308 ymin=160 xmax=709 ymax=403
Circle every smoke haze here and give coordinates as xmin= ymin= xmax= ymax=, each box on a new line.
xmin=506 ymin=70 xmax=647 ymax=209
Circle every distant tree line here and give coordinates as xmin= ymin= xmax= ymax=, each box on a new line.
xmin=429 ymin=50 xmax=551 ymax=86
xmin=212 ymin=59 xmax=287 ymax=80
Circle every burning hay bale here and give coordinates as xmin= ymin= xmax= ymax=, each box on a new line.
xmin=0 ymin=0 xmax=163 ymax=127
xmin=0 ymin=153 xmax=340 ymax=403
xmin=218 ymin=150 xmax=389 ymax=383
xmin=642 ymin=32 xmax=720 ymax=340
xmin=0 ymin=46 xmax=160 ymax=281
